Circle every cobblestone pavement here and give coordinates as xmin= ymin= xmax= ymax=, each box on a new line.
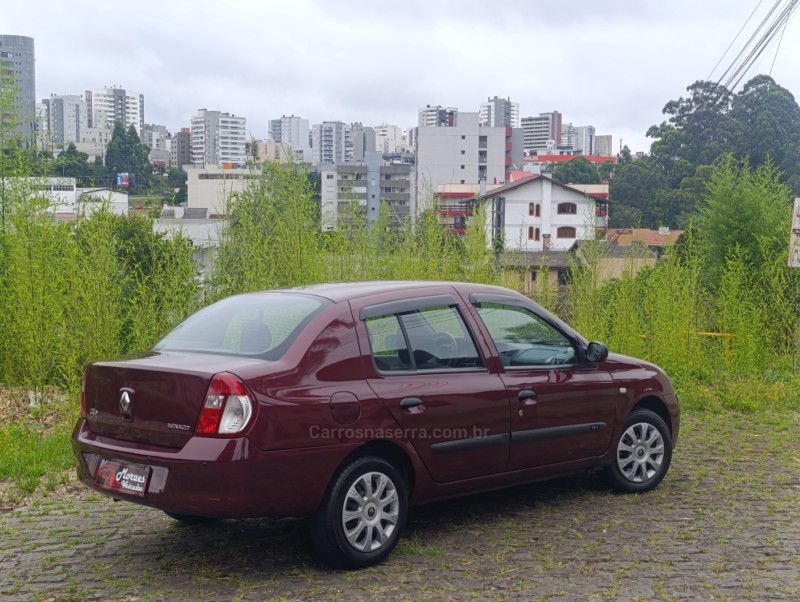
xmin=1 ymin=415 xmax=799 ymax=601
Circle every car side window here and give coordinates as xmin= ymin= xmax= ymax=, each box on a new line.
xmin=474 ymin=302 xmax=576 ymax=367
xmin=365 ymin=305 xmax=483 ymax=372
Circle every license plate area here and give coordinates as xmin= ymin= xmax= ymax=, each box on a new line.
xmin=95 ymin=459 xmax=151 ymax=497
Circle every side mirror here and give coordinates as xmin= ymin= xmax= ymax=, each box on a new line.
xmin=586 ymin=341 xmax=609 ymax=363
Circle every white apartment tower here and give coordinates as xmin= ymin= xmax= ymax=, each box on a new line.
xmin=269 ymin=115 xmax=311 ymax=162
xmin=374 ymin=124 xmax=403 ymax=153
xmin=42 ymin=94 xmax=87 ymax=151
xmin=84 ymin=87 xmax=144 ymax=135
xmin=479 ymin=96 xmax=520 ymax=128
xmin=311 ymin=121 xmax=352 ymax=165
xmin=418 ymin=105 xmax=458 ymax=127
xmin=594 ymin=135 xmax=613 ymax=157
xmin=521 ymin=111 xmax=563 ymax=154
xmin=190 ymin=109 xmax=247 ymax=167
xmin=575 ymin=125 xmax=595 ymax=155
xmin=416 ymin=112 xmax=524 ymax=203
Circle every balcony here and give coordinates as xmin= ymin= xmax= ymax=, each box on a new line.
xmin=437 ymin=205 xmax=473 ymax=216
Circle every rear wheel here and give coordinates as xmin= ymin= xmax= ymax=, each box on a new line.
xmin=312 ymin=456 xmax=407 ymax=569
xmin=603 ymin=408 xmax=672 ymax=493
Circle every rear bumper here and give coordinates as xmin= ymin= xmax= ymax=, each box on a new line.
xmin=72 ymin=419 xmax=356 ymax=518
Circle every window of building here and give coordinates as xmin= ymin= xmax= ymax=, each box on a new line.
xmin=528 ymin=202 xmax=535 ymax=216
xmin=535 ymin=204 xmax=541 ymax=217
xmin=461 ymin=135 xmax=466 ymax=140
xmin=325 ymin=174 xmax=334 ymax=180
xmin=461 ymin=150 xmax=465 ymax=155
xmin=557 ymin=226 xmax=576 ymax=238
xmin=460 ymin=165 xmax=465 ymax=169
xmin=528 ymin=226 xmax=534 ymax=240
xmin=535 ymin=227 xmax=540 ymax=241
xmin=557 ymin=202 xmax=577 ymax=215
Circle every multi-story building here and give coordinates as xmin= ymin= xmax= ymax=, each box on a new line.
xmin=479 ymin=96 xmax=520 ymax=128
xmin=574 ymin=125 xmax=595 ymax=155
xmin=75 ymin=126 xmax=113 ymax=163
xmin=0 ymin=35 xmax=36 ymax=147
xmin=416 ymin=112 xmax=523 ymax=203
xmin=521 ymin=111 xmax=563 ymax=154
xmin=418 ymin=105 xmax=458 ymax=127
xmin=190 ymin=109 xmax=247 ymax=168
xmin=268 ymin=115 xmax=311 ymax=162
xmin=350 ymin=123 xmax=376 ymax=162
xmin=85 ymin=87 xmax=144 ymax=135
xmin=319 ymin=151 xmax=416 ymax=230
xmin=594 ymin=135 xmax=614 ymax=156
xmin=374 ymin=124 xmax=403 ymax=153
xmin=311 ymin=121 xmax=352 ymax=165
xmin=141 ymin=123 xmax=170 ymax=168
xmin=170 ymin=128 xmax=191 ymax=169
xmin=41 ymin=94 xmax=87 ymax=152
xmin=561 ymin=123 xmax=577 ymax=151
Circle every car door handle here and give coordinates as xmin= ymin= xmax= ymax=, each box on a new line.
xmin=399 ymin=397 xmax=424 ymax=409
xmin=518 ymin=389 xmax=537 ymax=405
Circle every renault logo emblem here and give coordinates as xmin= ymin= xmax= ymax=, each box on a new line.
xmin=119 ymin=390 xmax=132 ymax=413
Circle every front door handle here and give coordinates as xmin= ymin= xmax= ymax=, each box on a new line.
xmin=518 ymin=389 xmax=537 ymax=405
xmin=400 ymin=397 xmax=424 ymax=409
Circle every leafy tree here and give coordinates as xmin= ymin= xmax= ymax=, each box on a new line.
xmin=597 ymin=160 xmax=615 ymax=181
xmin=167 ymin=168 xmax=187 ymax=204
xmin=552 ymin=156 xmax=601 ymax=184
xmin=697 ymin=155 xmax=792 ymax=289
xmin=608 ymin=157 xmax=667 ymax=228
xmin=51 ymin=143 xmax=91 ymax=182
xmin=104 ymin=122 xmax=151 ymax=193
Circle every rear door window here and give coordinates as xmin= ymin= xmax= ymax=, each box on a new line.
xmin=365 ymin=304 xmax=483 ymax=372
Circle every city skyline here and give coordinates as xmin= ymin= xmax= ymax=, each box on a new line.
xmin=4 ymin=0 xmax=800 ymax=154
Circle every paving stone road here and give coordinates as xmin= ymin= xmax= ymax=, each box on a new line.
xmin=1 ymin=415 xmax=799 ymax=601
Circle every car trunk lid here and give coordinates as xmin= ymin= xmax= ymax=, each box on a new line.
xmin=83 ymin=352 xmax=265 ymax=448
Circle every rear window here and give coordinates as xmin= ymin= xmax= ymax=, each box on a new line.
xmin=154 ymin=293 xmax=329 ymax=359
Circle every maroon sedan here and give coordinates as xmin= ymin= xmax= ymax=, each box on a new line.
xmin=73 ymin=281 xmax=679 ymax=568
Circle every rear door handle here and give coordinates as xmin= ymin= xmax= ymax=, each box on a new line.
xmin=518 ymin=389 xmax=537 ymax=405
xmin=400 ymin=397 xmax=424 ymax=409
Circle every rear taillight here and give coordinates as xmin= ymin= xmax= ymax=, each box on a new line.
xmin=80 ymin=370 xmax=88 ymax=419
xmin=196 ymin=372 xmax=254 ymax=436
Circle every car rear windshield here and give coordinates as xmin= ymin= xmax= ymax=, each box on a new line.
xmin=153 ymin=293 xmax=329 ymax=360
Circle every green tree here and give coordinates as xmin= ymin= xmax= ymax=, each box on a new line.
xmin=608 ymin=157 xmax=668 ymax=227
xmin=166 ymin=167 xmax=188 ymax=204
xmin=51 ymin=143 xmax=91 ymax=182
xmin=104 ymin=122 xmax=151 ymax=193
xmin=552 ymin=156 xmax=601 ymax=184
xmin=697 ymin=155 xmax=792 ymax=289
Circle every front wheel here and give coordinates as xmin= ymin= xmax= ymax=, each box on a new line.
xmin=312 ymin=456 xmax=407 ymax=569
xmin=603 ymin=408 xmax=673 ymax=493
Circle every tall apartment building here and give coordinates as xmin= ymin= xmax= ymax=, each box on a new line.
xmin=594 ymin=135 xmax=614 ymax=156
xmin=418 ymin=105 xmax=458 ymax=127
xmin=85 ymin=87 xmax=144 ymax=135
xmin=575 ymin=125 xmax=595 ymax=155
xmin=320 ymin=151 xmax=416 ymax=231
xmin=311 ymin=121 xmax=352 ymax=165
xmin=268 ymin=115 xmax=311 ymax=162
xmin=0 ymin=35 xmax=36 ymax=147
xmin=561 ymin=123 xmax=577 ymax=150
xmin=479 ymin=96 xmax=520 ymax=128
xmin=141 ymin=123 xmax=170 ymax=167
xmin=374 ymin=124 xmax=403 ymax=153
xmin=170 ymin=128 xmax=191 ymax=169
xmin=350 ymin=123 xmax=376 ymax=162
xmin=416 ymin=112 xmax=523 ymax=204
xmin=76 ymin=126 xmax=113 ymax=163
xmin=521 ymin=111 xmax=563 ymax=154
xmin=42 ymin=94 xmax=87 ymax=151
xmin=190 ymin=109 xmax=247 ymax=167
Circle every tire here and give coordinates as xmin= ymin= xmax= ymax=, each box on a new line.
xmin=164 ymin=512 xmax=218 ymax=526
xmin=603 ymin=408 xmax=673 ymax=493
xmin=312 ymin=456 xmax=407 ymax=569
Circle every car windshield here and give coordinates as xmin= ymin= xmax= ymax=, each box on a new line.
xmin=154 ymin=292 xmax=329 ymax=360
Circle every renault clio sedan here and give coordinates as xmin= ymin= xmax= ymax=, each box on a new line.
xmin=73 ymin=281 xmax=679 ymax=568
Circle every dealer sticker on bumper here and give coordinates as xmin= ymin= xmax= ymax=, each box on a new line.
xmin=95 ymin=460 xmax=151 ymax=497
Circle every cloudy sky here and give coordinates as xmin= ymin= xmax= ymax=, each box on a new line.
xmin=5 ymin=0 xmax=800 ymax=153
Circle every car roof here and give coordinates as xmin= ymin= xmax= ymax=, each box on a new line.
xmin=266 ymin=280 xmax=522 ymax=304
